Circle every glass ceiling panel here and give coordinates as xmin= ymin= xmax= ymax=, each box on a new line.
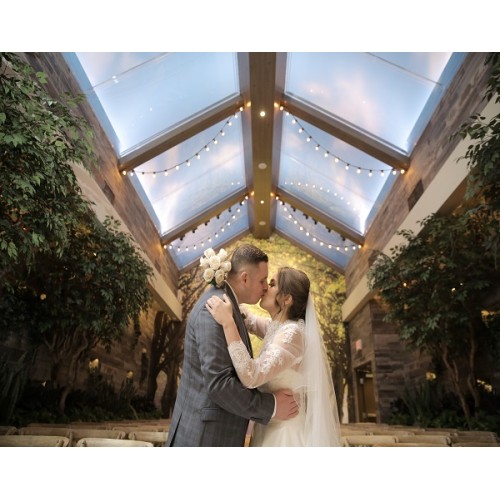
xmin=279 ymin=113 xmax=397 ymax=234
xmin=275 ymin=202 xmax=359 ymax=271
xmin=131 ymin=116 xmax=246 ymax=236
xmin=285 ymin=52 xmax=465 ymax=154
xmin=60 ymin=51 xmax=467 ymax=273
xmin=63 ymin=52 xmax=240 ymax=157
xmin=167 ymin=201 xmax=249 ymax=270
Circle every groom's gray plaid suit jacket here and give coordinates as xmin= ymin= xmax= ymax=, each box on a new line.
xmin=166 ymin=283 xmax=275 ymax=447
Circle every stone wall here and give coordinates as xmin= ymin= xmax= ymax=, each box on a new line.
xmin=19 ymin=53 xmax=179 ymax=292
xmin=349 ymin=298 xmax=433 ymax=422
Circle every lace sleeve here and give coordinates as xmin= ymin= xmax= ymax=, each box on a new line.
xmin=227 ymin=321 xmax=304 ymax=389
xmin=242 ymin=307 xmax=270 ymax=340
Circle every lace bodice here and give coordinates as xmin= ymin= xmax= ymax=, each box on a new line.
xmin=227 ymin=313 xmax=304 ymax=389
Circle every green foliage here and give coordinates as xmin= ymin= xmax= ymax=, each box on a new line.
xmin=0 ymin=52 xmax=97 ymax=274
xmin=0 ymin=52 xmax=153 ymax=416
xmin=0 ymin=214 xmax=153 ymax=350
xmin=368 ymin=213 xmax=497 ymax=352
xmin=0 ymin=351 xmax=34 ymax=424
xmin=393 ymin=381 xmax=460 ymax=428
xmin=11 ymin=373 xmax=161 ymax=426
xmin=389 ymin=381 xmax=500 ymax=434
xmin=454 ymin=52 xmax=500 ymax=267
xmin=0 ymin=212 xmax=153 ymax=417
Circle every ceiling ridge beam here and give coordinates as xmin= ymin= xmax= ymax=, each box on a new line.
xmin=281 ymin=95 xmax=410 ymax=169
xmin=242 ymin=53 xmax=286 ymax=238
xmin=119 ymin=95 xmax=244 ymax=171
xmin=278 ymin=189 xmax=365 ymax=246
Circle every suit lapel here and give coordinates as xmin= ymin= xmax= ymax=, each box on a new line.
xmin=223 ymin=283 xmax=254 ymax=357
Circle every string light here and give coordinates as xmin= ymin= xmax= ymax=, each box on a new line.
xmin=279 ymin=202 xmax=362 ymax=253
xmin=282 ymin=181 xmax=362 ymax=217
xmin=165 ymin=198 xmax=246 ymax=253
xmin=281 ymin=107 xmax=406 ymax=176
xmin=123 ymin=111 xmax=241 ymax=177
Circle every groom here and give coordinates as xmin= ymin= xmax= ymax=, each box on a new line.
xmin=166 ymin=243 xmax=299 ymax=446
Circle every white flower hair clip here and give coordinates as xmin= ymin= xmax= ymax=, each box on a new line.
xmin=199 ymin=247 xmax=231 ymax=288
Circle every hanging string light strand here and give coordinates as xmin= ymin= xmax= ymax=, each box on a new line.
xmin=280 ymin=201 xmax=362 ymax=253
xmin=281 ymin=180 xmax=362 ymax=218
xmin=123 ymin=107 xmax=243 ymax=177
xmin=280 ymin=106 xmax=406 ymax=176
xmin=165 ymin=198 xmax=248 ymax=253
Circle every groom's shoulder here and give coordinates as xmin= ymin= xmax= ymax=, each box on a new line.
xmin=191 ymin=286 xmax=224 ymax=313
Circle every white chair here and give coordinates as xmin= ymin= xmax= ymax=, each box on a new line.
xmin=397 ymin=434 xmax=451 ymax=446
xmin=76 ymin=437 xmax=153 ymax=447
xmin=128 ymin=431 xmax=168 ymax=446
xmin=340 ymin=429 xmax=374 ymax=436
xmin=112 ymin=425 xmax=170 ymax=434
xmin=69 ymin=428 xmax=126 ymax=446
xmin=342 ymin=435 xmax=398 ymax=447
xmin=19 ymin=426 xmax=73 ymax=440
xmin=373 ymin=442 xmax=446 ymax=447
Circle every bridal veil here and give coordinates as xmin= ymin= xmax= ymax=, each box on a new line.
xmin=299 ymin=294 xmax=342 ymax=446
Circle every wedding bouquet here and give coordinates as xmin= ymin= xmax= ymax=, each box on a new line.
xmin=200 ymin=247 xmax=231 ymax=287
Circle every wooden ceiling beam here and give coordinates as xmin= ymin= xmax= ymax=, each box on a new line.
xmin=243 ymin=52 xmax=285 ymax=238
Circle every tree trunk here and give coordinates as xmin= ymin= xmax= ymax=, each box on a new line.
xmin=161 ymin=361 xmax=180 ymax=418
xmin=466 ymin=327 xmax=481 ymax=411
xmin=146 ymin=366 xmax=159 ymax=402
xmin=55 ymin=335 xmax=90 ymax=415
xmin=441 ymin=347 xmax=471 ymax=426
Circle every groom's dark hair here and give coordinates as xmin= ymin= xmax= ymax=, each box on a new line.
xmin=228 ymin=244 xmax=268 ymax=275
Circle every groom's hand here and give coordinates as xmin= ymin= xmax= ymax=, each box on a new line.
xmin=273 ymin=389 xmax=299 ymax=420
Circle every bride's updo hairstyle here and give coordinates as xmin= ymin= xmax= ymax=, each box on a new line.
xmin=276 ymin=267 xmax=310 ymax=321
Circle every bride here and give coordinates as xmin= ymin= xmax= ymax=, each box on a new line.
xmin=206 ymin=266 xmax=341 ymax=446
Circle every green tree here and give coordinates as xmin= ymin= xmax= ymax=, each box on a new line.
xmin=368 ymin=212 xmax=499 ymax=424
xmin=0 ymin=52 xmax=96 ymax=284
xmin=0 ymin=213 xmax=153 ymax=414
xmin=455 ymin=52 xmax=500 ymax=268
xmin=1 ymin=51 xmax=100 ymax=418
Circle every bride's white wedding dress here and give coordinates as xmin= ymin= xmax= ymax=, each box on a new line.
xmin=228 ymin=306 xmax=340 ymax=447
